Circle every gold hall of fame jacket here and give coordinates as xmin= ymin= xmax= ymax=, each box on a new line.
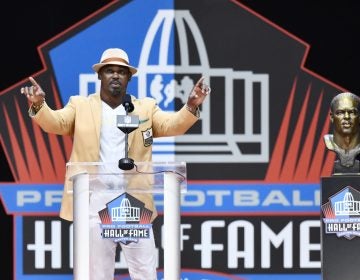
xmin=31 ymin=93 xmax=198 ymax=221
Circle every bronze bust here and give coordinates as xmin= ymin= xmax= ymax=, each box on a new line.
xmin=324 ymin=92 xmax=360 ymax=174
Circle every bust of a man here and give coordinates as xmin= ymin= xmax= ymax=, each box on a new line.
xmin=324 ymin=92 xmax=360 ymax=174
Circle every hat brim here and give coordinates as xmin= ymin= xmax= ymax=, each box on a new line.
xmin=92 ymin=61 xmax=137 ymax=75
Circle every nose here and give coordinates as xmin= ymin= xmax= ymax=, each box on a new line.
xmin=112 ymin=71 xmax=121 ymax=78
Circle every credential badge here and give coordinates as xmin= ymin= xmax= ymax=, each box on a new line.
xmin=142 ymin=128 xmax=153 ymax=147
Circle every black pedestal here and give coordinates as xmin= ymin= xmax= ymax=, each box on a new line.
xmin=321 ymin=176 xmax=360 ymax=280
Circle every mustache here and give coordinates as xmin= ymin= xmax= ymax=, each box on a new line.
xmin=110 ymin=80 xmax=122 ymax=85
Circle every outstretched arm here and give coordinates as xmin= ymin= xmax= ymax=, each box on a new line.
xmin=20 ymin=76 xmax=76 ymax=135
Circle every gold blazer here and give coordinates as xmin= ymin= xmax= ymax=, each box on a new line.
xmin=32 ymin=93 xmax=198 ymax=221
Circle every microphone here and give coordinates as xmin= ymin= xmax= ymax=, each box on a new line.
xmin=118 ymin=94 xmax=139 ymax=170
xmin=122 ymin=94 xmax=134 ymax=113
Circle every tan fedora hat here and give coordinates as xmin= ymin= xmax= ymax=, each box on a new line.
xmin=92 ymin=48 xmax=137 ymax=74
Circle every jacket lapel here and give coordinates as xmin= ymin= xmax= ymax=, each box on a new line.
xmin=127 ymin=95 xmax=137 ymax=153
xmin=128 ymin=122 xmax=135 ymax=153
xmin=89 ymin=94 xmax=102 ymax=149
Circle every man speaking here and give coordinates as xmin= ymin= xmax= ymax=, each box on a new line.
xmin=20 ymin=48 xmax=210 ymax=280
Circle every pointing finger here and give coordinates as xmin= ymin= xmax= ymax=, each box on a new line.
xmin=29 ymin=76 xmax=39 ymax=87
xmin=28 ymin=76 xmax=45 ymax=97
xmin=195 ymin=76 xmax=205 ymax=87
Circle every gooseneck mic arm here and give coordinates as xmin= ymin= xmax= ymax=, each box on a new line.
xmin=117 ymin=94 xmax=138 ymax=170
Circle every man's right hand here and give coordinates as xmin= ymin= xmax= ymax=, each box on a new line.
xmin=20 ymin=76 xmax=46 ymax=105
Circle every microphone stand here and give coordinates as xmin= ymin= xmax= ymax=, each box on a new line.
xmin=119 ymin=125 xmax=133 ymax=170
xmin=117 ymin=94 xmax=138 ymax=170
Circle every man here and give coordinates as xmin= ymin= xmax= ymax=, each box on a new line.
xmin=20 ymin=48 xmax=210 ymax=279
xmin=324 ymin=92 xmax=360 ymax=173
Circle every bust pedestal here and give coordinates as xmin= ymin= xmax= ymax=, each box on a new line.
xmin=321 ymin=176 xmax=360 ymax=280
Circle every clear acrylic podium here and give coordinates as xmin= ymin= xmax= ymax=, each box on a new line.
xmin=66 ymin=161 xmax=187 ymax=280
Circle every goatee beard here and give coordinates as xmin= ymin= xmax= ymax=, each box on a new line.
xmin=111 ymin=87 xmax=122 ymax=96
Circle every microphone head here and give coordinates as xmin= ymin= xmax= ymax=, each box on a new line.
xmin=122 ymin=94 xmax=134 ymax=112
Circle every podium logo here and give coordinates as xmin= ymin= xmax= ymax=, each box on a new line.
xmin=322 ymin=186 xmax=360 ymax=240
xmin=98 ymin=192 xmax=153 ymax=244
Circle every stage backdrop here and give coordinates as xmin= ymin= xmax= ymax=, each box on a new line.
xmin=0 ymin=0 xmax=349 ymax=279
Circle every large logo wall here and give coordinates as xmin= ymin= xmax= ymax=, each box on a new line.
xmin=0 ymin=0 xmax=345 ymax=279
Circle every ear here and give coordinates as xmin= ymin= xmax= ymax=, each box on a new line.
xmin=330 ymin=112 xmax=334 ymax=123
xmin=97 ymin=73 xmax=101 ymax=80
xmin=128 ymin=73 xmax=132 ymax=81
